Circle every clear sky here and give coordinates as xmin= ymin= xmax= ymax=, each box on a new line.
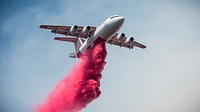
xmin=0 ymin=0 xmax=200 ymax=112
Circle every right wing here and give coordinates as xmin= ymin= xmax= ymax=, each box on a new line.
xmin=107 ymin=33 xmax=146 ymax=49
xmin=39 ymin=25 xmax=97 ymax=39
xmin=133 ymin=41 xmax=147 ymax=49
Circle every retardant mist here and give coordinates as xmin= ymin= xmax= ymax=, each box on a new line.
xmin=36 ymin=38 xmax=107 ymax=112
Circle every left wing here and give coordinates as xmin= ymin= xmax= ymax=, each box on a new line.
xmin=107 ymin=33 xmax=146 ymax=49
xmin=39 ymin=25 xmax=97 ymax=39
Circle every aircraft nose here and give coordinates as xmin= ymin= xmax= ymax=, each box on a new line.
xmin=117 ymin=17 xmax=124 ymax=24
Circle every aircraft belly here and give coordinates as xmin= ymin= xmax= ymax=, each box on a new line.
xmin=101 ymin=26 xmax=119 ymax=41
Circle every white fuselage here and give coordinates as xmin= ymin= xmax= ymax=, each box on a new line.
xmin=79 ymin=16 xmax=124 ymax=54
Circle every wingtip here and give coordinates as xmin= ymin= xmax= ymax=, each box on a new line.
xmin=39 ymin=25 xmax=44 ymax=28
xmin=54 ymin=37 xmax=59 ymax=40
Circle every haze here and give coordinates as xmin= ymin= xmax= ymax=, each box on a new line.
xmin=0 ymin=0 xmax=200 ymax=112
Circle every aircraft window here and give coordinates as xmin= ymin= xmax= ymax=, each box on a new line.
xmin=110 ymin=15 xmax=119 ymax=19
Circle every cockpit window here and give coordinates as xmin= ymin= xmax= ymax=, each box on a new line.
xmin=110 ymin=15 xmax=119 ymax=19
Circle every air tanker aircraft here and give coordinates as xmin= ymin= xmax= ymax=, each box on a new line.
xmin=40 ymin=15 xmax=146 ymax=58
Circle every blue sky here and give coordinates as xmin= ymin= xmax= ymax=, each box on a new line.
xmin=0 ymin=0 xmax=200 ymax=112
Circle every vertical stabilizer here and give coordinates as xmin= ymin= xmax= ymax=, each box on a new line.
xmin=74 ymin=38 xmax=83 ymax=54
xmin=68 ymin=38 xmax=84 ymax=58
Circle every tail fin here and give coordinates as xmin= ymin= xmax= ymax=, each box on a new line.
xmin=70 ymin=38 xmax=84 ymax=58
xmin=74 ymin=38 xmax=83 ymax=54
xmin=54 ymin=37 xmax=84 ymax=58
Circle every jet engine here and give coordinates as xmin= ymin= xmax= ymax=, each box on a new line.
xmin=125 ymin=37 xmax=134 ymax=44
xmin=70 ymin=25 xmax=78 ymax=33
xmin=116 ymin=33 xmax=125 ymax=40
xmin=82 ymin=26 xmax=91 ymax=33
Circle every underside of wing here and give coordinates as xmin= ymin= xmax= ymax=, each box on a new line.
xmin=107 ymin=33 xmax=146 ymax=49
xmin=107 ymin=39 xmax=133 ymax=49
xmin=133 ymin=41 xmax=146 ymax=49
xmin=40 ymin=25 xmax=96 ymax=39
xmin=39 ymin=25 xmax=70 ymax=30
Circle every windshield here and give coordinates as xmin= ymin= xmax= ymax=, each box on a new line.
xmin=110 ymin=15 xmax=119 ymax=19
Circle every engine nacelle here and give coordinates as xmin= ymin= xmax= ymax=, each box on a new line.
xmin=116 ymin=33 xmax=125 ymax=40
xmin=70 ymin=25 xmax=78 ymax=33
xmin=125 ymin=37 xmax=134 ymax=44
xmin=82 ymin=26 xmax=91 ymax=33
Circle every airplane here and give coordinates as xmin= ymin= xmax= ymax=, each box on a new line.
xmin=40 ymin=15 xmax=146 ymax=58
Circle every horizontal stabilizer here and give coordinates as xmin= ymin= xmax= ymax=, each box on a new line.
xmin=69 ymin=52 xmax=76 ymax=58
xmin=54 ymin=37 xmax=77 ymax=42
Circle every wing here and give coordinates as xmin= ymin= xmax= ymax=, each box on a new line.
xmin=107 ymin=33 xmax=146 ymax=49
xmin=39 ymin=25 xmax=97 ymax=39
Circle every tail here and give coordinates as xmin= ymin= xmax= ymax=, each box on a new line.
xmin=54 ymin=37 xmax=84 ymax=58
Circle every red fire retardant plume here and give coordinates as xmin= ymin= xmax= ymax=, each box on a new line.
xmin=36 ymin=38 xmax=107 ymax=112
